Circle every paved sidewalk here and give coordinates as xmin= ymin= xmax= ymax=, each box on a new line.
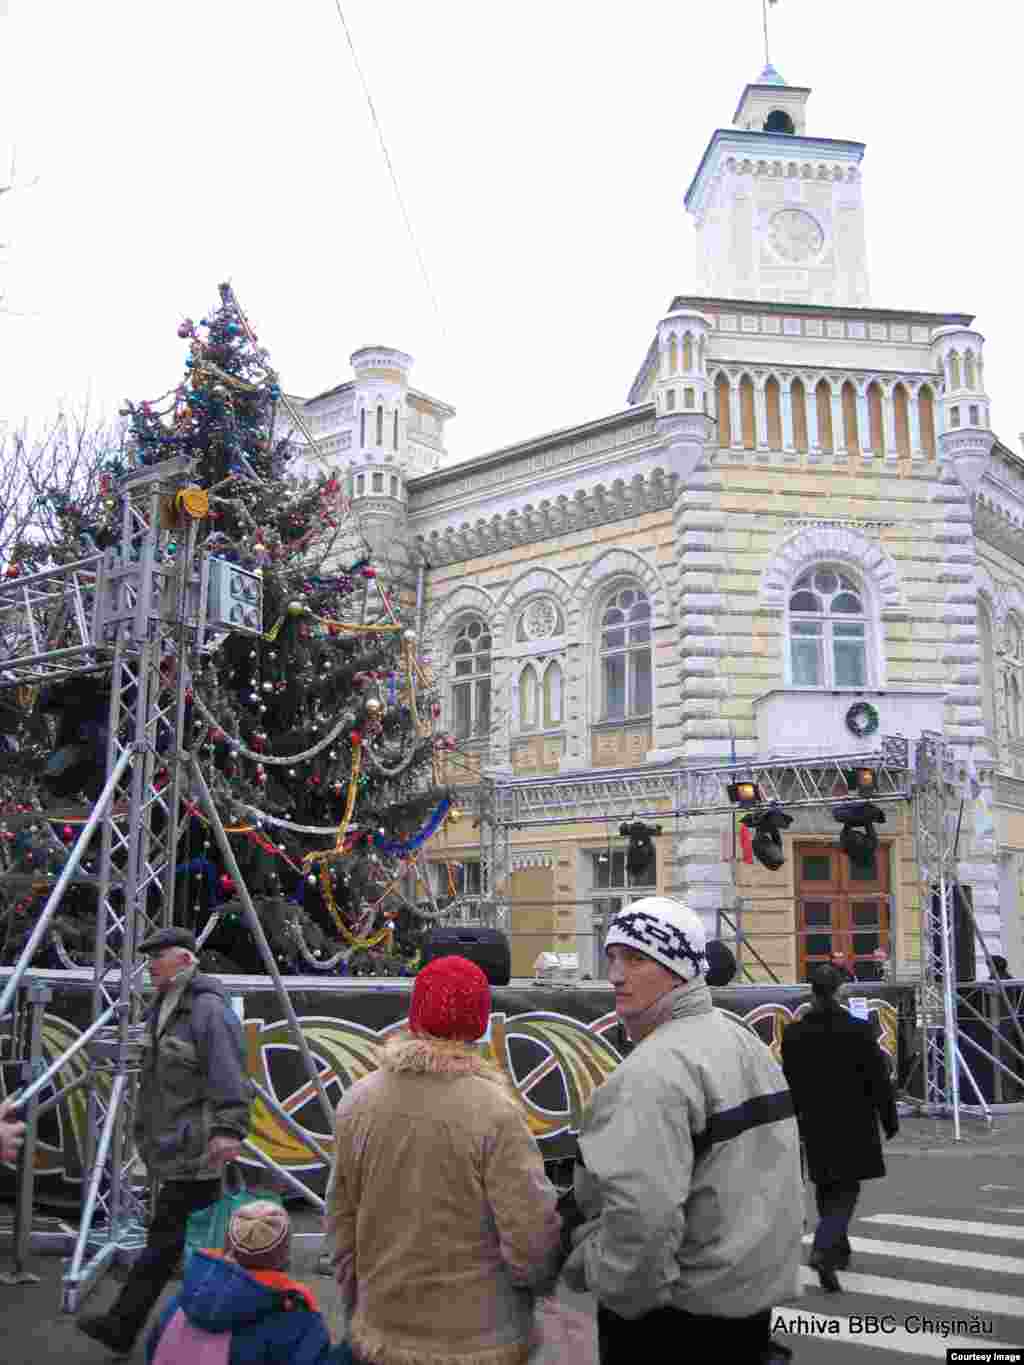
xmin=4 ymin=1111 xmax=1024 ymax=1362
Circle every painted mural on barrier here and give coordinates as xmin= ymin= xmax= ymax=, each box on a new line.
xmin=1 ymin=986 xmax=904 ymax=1202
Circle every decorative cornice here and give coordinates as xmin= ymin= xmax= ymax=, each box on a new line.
xmin=976 ymin=500 xmax=1024 ymax=567
xmin=409 ymin=408 xmax=656 ymax=502
xmin=415 ymin=469 xmax=678 ymax=567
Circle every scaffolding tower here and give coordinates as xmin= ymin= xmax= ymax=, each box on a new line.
xmin=0 ymin=456 xmax=337 ymax=1310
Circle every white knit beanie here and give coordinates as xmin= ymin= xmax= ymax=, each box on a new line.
xmin=604 ymin=896 xmax=708 ymax=981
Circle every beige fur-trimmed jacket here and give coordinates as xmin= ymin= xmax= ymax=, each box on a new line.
xmin=326 ymin=1030 xmax=563 ymax=1365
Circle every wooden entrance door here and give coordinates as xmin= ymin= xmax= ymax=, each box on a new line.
xmin=795 ymin=841 xmax=891 ymax=982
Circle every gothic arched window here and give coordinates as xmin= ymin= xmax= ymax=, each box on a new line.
xmin=599 ymin=586 xmax=652 ymax=719
xmin=789 ymin=566 xmax=869 ymax=688
xmin=451 ymin=617 xmax=492 ymax=739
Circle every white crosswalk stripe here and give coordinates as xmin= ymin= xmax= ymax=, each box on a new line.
xmin=770 ymin=1209 xmax=1024 ymax=1358
xmin=795 ymin=1265 xmax=1024 ymax=1318
xmin=860 ymin=1212 xmax=1024 ymax=1241
xmin=800 ymin=1231 xmax=1024 ymax=1275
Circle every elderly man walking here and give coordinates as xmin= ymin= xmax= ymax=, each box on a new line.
xmin=781 ymin=963 xmax=899 ymax=1293
xmin=78 ymin=928 xmax=253 ymax=1356
xmin=561 ymin=896 xmax=803 ymax=1364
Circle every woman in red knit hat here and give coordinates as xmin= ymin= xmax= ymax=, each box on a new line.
xmin=326 ymin=955 xmax=563 ymax=1365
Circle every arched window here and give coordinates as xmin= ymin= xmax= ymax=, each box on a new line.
xmin=740 ymin=375 xmax=756 ymax=451
xmin=451 ymin=618 xmax=492 ymax=739
xmin=867 ymin=382 xmax=884 ymax=457
xmin=376 ymin=405 xmax=384 ymax=445
xmin=978 ymin=599 xmax=996 ymax=737
xmin=682 ymin=335 xmax=693 ymax=371
xmin=393 ymin=410 xmax=399 ymax=450
xmin=668 ymin=335 xmax=678 ymax=374
xmin=1006 ymin=617 xmax=1024 ymax=741
xmin=518 ymin=664 xmax=539 ymax=731
xmin=893 ymin=383 xmax=910 ymax=457
xmin=765 ymin=376 xmax=782 ymax=450
xmin=791 ymin=378 xmax=808 ymax=453
xmin=360 ymin=409 xmax=366 ymax=448
xmin=948 ymin=352 xmax=961 ymax=389
xmin=715 ymin=374 xmax=732 ymax=448
xmin=788 ymin=566 xmax=869 ymax=688
xmin=816 ymin=379 xmax=833 ymax=453
xmin=919 ymin=385 xmax=936 ymax=457
xmin=599 ymin=586 xmax=652 ymax=719
xmin=965 ymin=351 xmax=977 ymax=389
xmin=841 ymin=381 xmax=859 ymax=454
xmin=764 ymin=110 xmax=795 ymax=134
xmin=543 ymin=661 xmax=563 ymax=728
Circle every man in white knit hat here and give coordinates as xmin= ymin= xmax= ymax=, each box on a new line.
xmin=561 ymin=896 xmax=802 ymax=1364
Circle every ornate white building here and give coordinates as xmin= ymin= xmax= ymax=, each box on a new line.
xmin=281 ymin=65 xmax=1024 ymax=983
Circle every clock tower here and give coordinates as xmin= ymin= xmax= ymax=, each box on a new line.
xmin=684 ymin=65 xmax=869 ymax=307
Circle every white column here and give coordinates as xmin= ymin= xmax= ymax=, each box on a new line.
xmin=755 ymin=379 xmax=769 ymax=450
xmin=806 ymin=376 xmax=820 ymax=452
xmin=830 ymin=384 xmax=844 ymax=456
xmin=882 ymin=382 xmax=897 ymax=462
xmin=856 ymin=385 xmax=871 ymax=456
xmin=781 ymin=377 xmax=795 ymax=452
xmin=909 ymin=383 xmax=923 ymax=456
xmin=728 ymin=376 xmax=742 ymax=449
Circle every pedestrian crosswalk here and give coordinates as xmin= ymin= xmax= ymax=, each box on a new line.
xmin=771 ymin=1207 xmax=1024 ymax=1359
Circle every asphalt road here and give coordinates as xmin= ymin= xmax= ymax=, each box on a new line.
xmin=3 ymin=1112 xmax=1024 ymax=1363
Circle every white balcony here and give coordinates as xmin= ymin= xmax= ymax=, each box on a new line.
xmin=752 ymin=688 xmax=947 ymax=758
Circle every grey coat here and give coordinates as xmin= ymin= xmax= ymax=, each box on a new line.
xmin=135 ymin=969 xmax=253 ymax=1180
xmin=562 ymin=980 xmax=803 ymax=1321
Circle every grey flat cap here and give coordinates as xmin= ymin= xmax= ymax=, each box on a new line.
xmin=137 ymin=927 xmax=198 ymax=955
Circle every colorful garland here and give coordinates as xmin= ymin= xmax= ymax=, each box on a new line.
xmin=371 ymin=797 xmax=452 ymax=857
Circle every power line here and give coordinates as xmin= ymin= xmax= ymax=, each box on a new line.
xmin=330 ymin=0 xmax=446 ymax=343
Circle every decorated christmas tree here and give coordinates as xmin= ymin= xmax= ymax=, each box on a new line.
xmin=0 ymin=285 xmax=462 ymax=977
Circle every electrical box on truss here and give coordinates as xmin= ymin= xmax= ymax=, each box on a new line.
xmin=204 ymin=557 xmax=263 ymax=637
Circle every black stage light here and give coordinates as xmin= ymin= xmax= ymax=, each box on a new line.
xmin=618 ymin=821 xmax=662 ymax=882
xmin=741 ymin=804 xmax=793 ymax=871
xmin=834 ymin=801 xmax=886 ymax=872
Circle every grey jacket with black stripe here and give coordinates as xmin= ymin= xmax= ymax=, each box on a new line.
xmin=562 ymin=979 xmax=803 ymax=1320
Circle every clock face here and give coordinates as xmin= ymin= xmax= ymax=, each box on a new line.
xmin=768 ymin=208 xmax=824 ymax=263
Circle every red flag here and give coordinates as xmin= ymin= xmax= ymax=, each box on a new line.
xmin=739 ymin=821 xmax=754 ymax=865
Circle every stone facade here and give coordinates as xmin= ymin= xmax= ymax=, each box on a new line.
xmin=279 ymin=66 xmax=1024 ymax=983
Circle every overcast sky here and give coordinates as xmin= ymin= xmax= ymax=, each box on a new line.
xmin=1 ymin=1 xmax=1020 ymax=467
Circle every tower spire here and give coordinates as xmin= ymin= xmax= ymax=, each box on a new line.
xmin=762 ymin=0 xmax=777 ymax=67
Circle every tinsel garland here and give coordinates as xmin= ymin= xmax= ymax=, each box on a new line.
xmin=372 ymin=797 xmax=452 ymax=857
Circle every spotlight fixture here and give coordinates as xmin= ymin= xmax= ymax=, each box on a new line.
xmin=728 ymin=781 xmax=763 ymax=807
xmin=619 ymin=821 xmax=662 ymax=882
xmin=843 ymin=767 xmax=877 ymax=796
xmin=740 ymin=803 xmax=793 ymax=871
xmin=834 ymin=801 xmax=886 ymax=872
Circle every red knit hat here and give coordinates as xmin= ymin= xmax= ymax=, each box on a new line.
xmin=408 ymin=956 xmax=491 ymax=1041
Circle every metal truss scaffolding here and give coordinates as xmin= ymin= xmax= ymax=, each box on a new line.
xmin=0 ymin=457 xmax=336 ymax=1311
xmin=461 ymin=731 xmax=1017 ymax=1133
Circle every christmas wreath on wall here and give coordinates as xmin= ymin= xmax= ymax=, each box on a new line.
xmin=845 ymin=700 xmax=879 ymax=739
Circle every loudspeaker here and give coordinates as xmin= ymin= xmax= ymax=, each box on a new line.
xmin=930 ymin=884 xmax=976 ymax=984
xmin=421 ymin=926 xmax=512 ymax=986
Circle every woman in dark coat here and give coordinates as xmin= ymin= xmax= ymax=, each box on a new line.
xmin=781 ymin=964 xmax=899 ymax=1293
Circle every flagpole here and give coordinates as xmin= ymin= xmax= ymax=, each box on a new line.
xmin=762 ymin=0 xmax=770 ymax=66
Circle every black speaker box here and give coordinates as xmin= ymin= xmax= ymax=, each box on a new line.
xmin=930 ymin=885 xmax=976 ymax=984
xmin=421 ymin=926 xmax=512 ymax=986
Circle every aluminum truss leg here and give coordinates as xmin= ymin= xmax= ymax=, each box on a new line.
xmin=189 ymin=754 xmax=337 ymax=1133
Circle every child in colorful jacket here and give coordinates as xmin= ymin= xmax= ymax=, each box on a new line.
xmin=146 ymin=1200 xmax=338 ymax=1365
